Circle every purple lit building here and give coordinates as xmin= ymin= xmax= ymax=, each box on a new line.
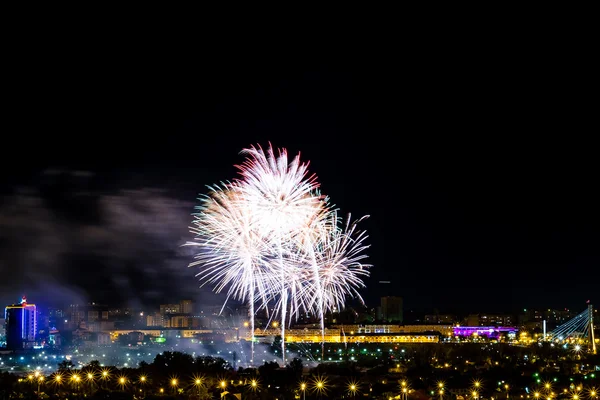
xmin=5 ymin=297 xmax=37 ymax=350
xmin=453 ymin=326 xmax=516 ymax=339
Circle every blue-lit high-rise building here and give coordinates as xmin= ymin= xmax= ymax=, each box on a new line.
xmin=5 ymin=297 xmax=37 ymax=350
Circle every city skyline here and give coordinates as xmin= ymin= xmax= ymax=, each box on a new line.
xmin=1 ymin=51 xmax=597 ymax=315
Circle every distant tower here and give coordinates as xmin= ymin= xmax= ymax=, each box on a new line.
xmin=380 ymin=296 xmax=403 ymax=323
xmin=5 ymin=296 xmax=37 ymax=350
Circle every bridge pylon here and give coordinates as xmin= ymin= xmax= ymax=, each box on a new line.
xmin=589 ymin=303 xmax=596 ymax=355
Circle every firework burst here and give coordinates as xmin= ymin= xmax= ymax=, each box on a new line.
xmin=187 ymin=143 xmax=371 ymax=366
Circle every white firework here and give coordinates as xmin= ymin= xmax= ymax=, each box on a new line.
xmin=187 ymin=143 xmax=371 ymax=366
xmin=187 ymin=184 xmax=275 ymax=364
xmin=234 ymin=144 xmax=332 ymax=364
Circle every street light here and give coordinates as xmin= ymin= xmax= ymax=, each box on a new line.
xmin=400 ymin=380 xmax=409 ymax=400
xmin=85 ymin=372 xmax=95 ymax=394
xmin=438 ymin=381 xmax=445 ymax=400
xmin=300 ymin=382 xmax=307 ymax=400
xmin=37 ymin=376 xmax=44 ymax=393
xmin=192 ymin=377 xmax=204 ymax=397
xmin=312 ymin=375 xmax=327 ymax=396
xmin=100 ymin=370 xmax=109 ymax=390
xmin=471 ymin=381 xmax=482 ymax=400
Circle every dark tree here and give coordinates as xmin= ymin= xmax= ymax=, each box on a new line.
xmin=58 ymin=359 xmax=74 ymax=371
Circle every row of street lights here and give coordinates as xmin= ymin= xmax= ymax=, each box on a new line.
xmin=25 ymin=371 xmax=598 ymax=399
xmin=25 ymin=370 xmax=245 ymax=396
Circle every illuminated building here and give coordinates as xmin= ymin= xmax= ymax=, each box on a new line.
xmin=453 ymin=326 xmax=517 ymax=339
xmin=5 ymin=296 xmax=37 ymax=350
xmin=67 ymin=303 xmax=109 ymax=329
xmin=250 ymin=325 xmax=447 ymax=343
xmin=146 ymin=313 xmax=166 ymax=327
xmin=0 ymin=317 xmax=5 ymax=346
xmin=160 ymin=304 xmax=181 ymax=314
xmin=180 ymin=300 xmax=193 ymax=314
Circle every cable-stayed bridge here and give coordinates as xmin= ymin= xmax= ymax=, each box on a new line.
xmin=543 ymin=303 xmax=596 ymax=354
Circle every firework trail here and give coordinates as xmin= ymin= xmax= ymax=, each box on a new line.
xmin=187 ymin=143 xmax=371 ymax=366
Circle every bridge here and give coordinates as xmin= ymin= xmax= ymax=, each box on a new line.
xmin=542 ymin=303 xmax=596 ymax=354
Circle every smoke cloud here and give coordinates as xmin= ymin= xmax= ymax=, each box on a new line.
xmin=0 ymin=169 xmax=207 ymax=309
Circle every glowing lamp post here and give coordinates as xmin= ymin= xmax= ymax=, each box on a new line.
xmin=138 ymin=375 xmax=147 ymax=396
xmin=401 ymin=381 xmax=408 ymax=400
xmin=72 ymin=374 xmax=81 ymax=392
xmin=473 ymin=381 xmax=482 ymax=400
xmin=101 ymin=370 xmax=109 ymax=390
xmin=86 ymin=373 xmax=95 ymax=394
xmin=349 ymin=383 xmax=358 ymax=398
xmin=37 ymin=376 xmax=44 ymax=393
xmin=315 ymin=379 xmax=325 ymax=398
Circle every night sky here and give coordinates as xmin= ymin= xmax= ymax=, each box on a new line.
xmin=1 ymin=39 xmax=597 ymax=315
